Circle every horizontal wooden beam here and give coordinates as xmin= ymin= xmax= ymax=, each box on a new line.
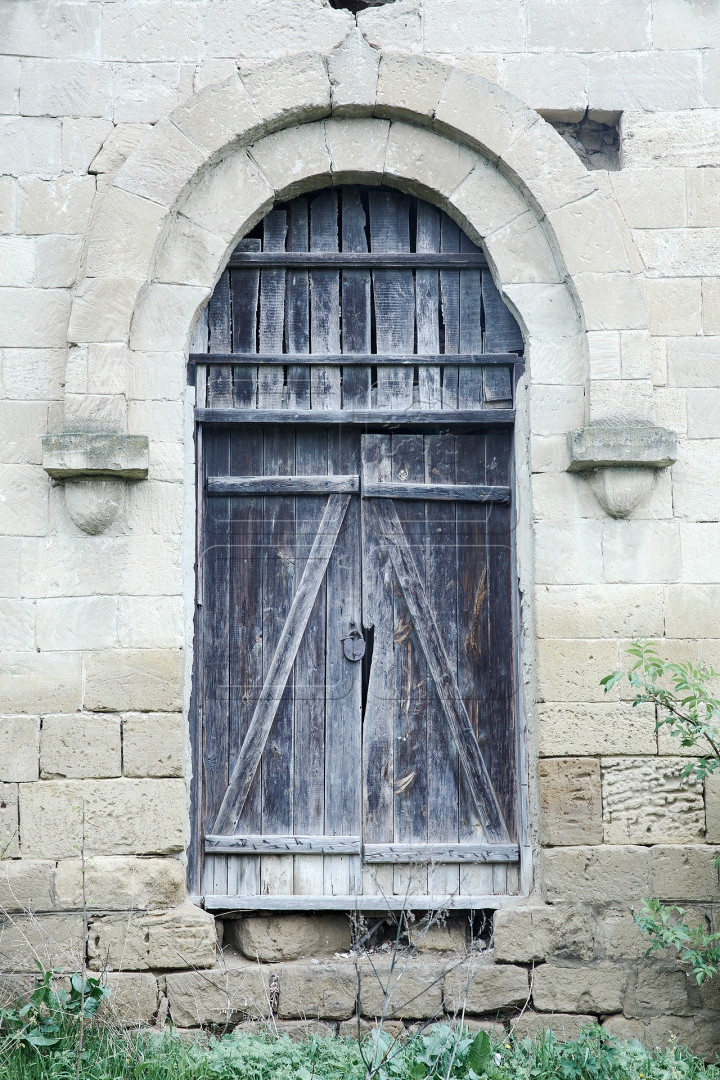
xmin=363 ymin=482 xmax=510 ymax=505
xmin=196 ymin=409 xmax=515 ymax=428
xmin=227 ymin=252 xmax=488 ymax=269
xmin=363 ymin=843 xmax=519 ymax=863
xmin=208 ymin=475 xmax=359 ymax=496
xmin=190 ymin=353 xmax=520 ymax=367
xmin=205 ymin=834 xmax=361 ymax=855
xmin=203 ymin=894 xmax=518 ymax=912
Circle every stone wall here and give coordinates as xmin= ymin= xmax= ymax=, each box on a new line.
xmin=2 ymin=0 xmax=720 ymax=1058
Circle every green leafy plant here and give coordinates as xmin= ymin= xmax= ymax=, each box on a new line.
xmin=0 ymin=961 xmax=110 ymax=1056
xmin=603 ymin=641 xmax=720 ymax=985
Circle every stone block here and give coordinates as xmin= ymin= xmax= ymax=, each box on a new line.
xmin=567 ymin=424 xmax=676 ymax=473
xmin=121 ymin=713 xmax=184 ymax=778
xmin=250 ymin=122 xmax=331 ymax=201
xmin=0 ymin=601 xmax=29 ymax=654
xmin=602 ymin=521 xmax=681 ymax=585
xmin=358 ymin=0 xmax=422 ymax=52
xmin=603 ymin=1012 xmax=720 ymax=1061
xmin=529 ymin=384 xmax=584 ymax=436
xmin=533 ymin=521 xmax=604 ymax=586
xmin=166 ymin=960 xmax=271 ymax=1026
xmin=90 ymin=123 xmax=154 ymax=176
xmin=672 ymin=439 xmax=720 ymax=522
xmin=449 ymin=157 xmax=529 ymax=244
xmin=115 ymin=117 xmax=205 ymax=208
xmin=681 ymin=523 xmax=720 ymax=583
xmin=19 ymin=778 xmax=185 ymax=859
xmin=408 ymin=918 xmax=468 ymax=953
xmin=527 ymin=0 xmax=650 ymax=50
xmin=493 ymin=905 xmax=594 ymax=963
xmin=0 ymin=974 xmax=37 ymax=1008
xmin=62 ymin=117 xmax=114 ymax=173
xmin=537 ymin=702 xmax=656 ymax=758
xmin=242 ymin=51 xmax=331 ymax=129
xmin=324 ymin=117 xmax=389 ymax=185
xmin=444 ymin=962 xmax=528 ymax=1014
xmin=35 ymin=235 xmax=83 ymax=289
xmin=89 ymin=902 xmax=215 ymax=972
xmin=0 ymin=237 xmax=34 ymax=288
xmin=328 ymin=27 xmax=378 ymax=117
xmin=279 ymin=961 xmax=357 ymax=1020
xmin=687 ymin=388 xmax=720 ymax=440
xmin=375 ymin=54 xmax=449 ymax=125
xmin=237 ymin=1018 xmax=337 ymax=1040
xmin=18 ymin=176 xmax=95 ymax=236
xmin=595 ymin=908 xmax=649 ymax=961
xmin=21 ymin=59 xmax=113 ymax=118
xmin=0 ymin=717 xmax=39 ymax=782
xmin=602 ymin=758 xmax=705 ymax=845
xmin=0 ymin=859 xmax=54 ymax=913
xmin=665 ymin=584 xmax=720 ymax=639
xmin=1 ymin=349 xmax=65 ymax=402
xmin=0 ymin=913 xmax=84 ymax=972
xmin=0 ymin=783 xmax=19 ymax=858
xmin=100 ymin=972 xmax=158 ymax=1026
xmin=547 ymin=193 xmax=628 ymax=276
xmin=500 ymin=125 xmax=597 ymax=217
xmin=703 ymin=278 xmax=720 ymax=335
xmin=705 ymin=773 xmax=720 ymax=843
xmin=648 ymin=279 xmax=702 ymax=337
xmin=56 ymin=855 xmax=185 ymax=910
xmin=201 ymin=1 xmax=350 ymax=60
xmin=359 ymin=959 xmax=444 ymax=1020
xmin=668 ymin=337 xmax=720 ymax=387
xmin=542 ymin=846 xmax=652 ymax=902
xmin=532 ymin=962 xmax=626 ymax=1014
xmin=588 ymin=51 xmax=703 ymax=112
xmin=102 ymin=2 xmax=198 ymax=61
xmin=539 ymin=758 xmax=602 ymax=846
xmin=40 ymin=714 xmax=121 ymax=780
xmin=36 ymin=598 xmax=118 ymax=654
xmin=83 ymin=649 xmax=183 ymax=713
xmin=511 ymin=1012 xmax=596 ymax=1041
xmin=85 ymin=188 xmax=167 ymax=279
xmin=68 ymin=276 xmax=141 ymax=345
xmin=129 ymin=283 xmax=209 ymax=353
xmin=535 ymin=585 xmax=663 ymax=640
xmin=434 ymin=67 xmax=535 ymax=163
xmin=180 ymin=149 xmax=274 ymax=243
xmin=652 ymin=846 xmax=720 ymax=902
xmin=173 ymin=75 xmax=263 ymax=157
xmin=154 ymin=216 xmax=227 ymax=290
xmin=425 ymin=0 xmax=525 ymax=52
xmin=535 ymin=639 xmax=619 ymax=704
xmin=486 ymin=212 xmax=562 ymax=286
xmin=573 ymin=272 xmax=647 ymax=332
xmin=2 ymin=1 xmax=100 ymax=60
xmin=0 ymin=288 xmax=70 ymax=349
xmin=0 ymin=654 xmax=81 ymax=715
xmin=384 ymin=123 xmax=475 ymax=200
xmin=230 ymin=914 xmax=351 ymax=962
xmin=118 ymin=596 xmax=183 ymax=652
xmin=503 ymin=54 xmax=587 ymax=117
xmin=624 ymin=962 xmax=691 ymax=1019
xmin=0 ymin=117 xmax=62 ymax=178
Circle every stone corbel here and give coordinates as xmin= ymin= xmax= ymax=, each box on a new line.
xmin=566 ymin=422 xmax=677 ymax=519
xmin=42 ymin=433 xmax=150 ymax=535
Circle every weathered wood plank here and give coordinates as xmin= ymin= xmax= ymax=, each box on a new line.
xmin=231 ymin=239 xmax=261 ymax=408
xmin=196 ymin=408 xmax=516 ymax=426
xmin=362 ymin=481 xmax=510 ymax=504
xmin=440 ymin=214 xmax=460 ymax=411
xmin=205 ymin=834 xmax=361 ymax=855
xmin=286 ymin=198 xmax=310 ymax=412
xmin=204 ymin=893 xmax=516 ymax=911
xmin=228 ymin=252 xmax=488 ymax=268
xmin=369 ymin=496 xmax=511 ymax=844
xmin=483 ymin=366 xmax=513 ymax=407
xmin=258 ymin=213 xmax=287 ymax=413
xmin=207 ymin=269 xmax=233 ymax=407
xmin=341 ymin=187 xmax=371 ymax=411
xmin=370 ymin=190 xmax=414 ymax=410
xmin=192 ymin=352 xmax=520 ymax=366
xmin=482 ymin=269 xmax=524 ymax=353
xmin=416 ymin=201 xmax=441 ymax=410
xmin=363 ymin=843 xmax=519 ymax=863
xmin=310 ymin=189 xmax=341 ymax=408
xmin=213 ymin=492 xmax=351 ymax=834
xmin=208 ymin=475 xmax=359 ymax=496
xmin=190 ymin=305 xmax=209 ymax=353
xmin=458 ymin=232 xmax=485 ymax=413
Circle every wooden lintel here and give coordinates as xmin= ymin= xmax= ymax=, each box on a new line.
xmin=203 ymin=894 xmax=518 ymax=912
xmin=227 ymin=252 xmax=488 ymax=269
xmin=363 ymin=482 xmax=510 ymax=504
xmin=208 ymin=475 xmax=359 ymax=496
xmin=190 ymin=353 xmax=520 ymax=367
xmin=205 ymin=834 xmax=361 ymax=855
xmin=363 ymin=843 xmax=519 ymax=863
xmin=196 ymin=409 xmax=515 ymax=427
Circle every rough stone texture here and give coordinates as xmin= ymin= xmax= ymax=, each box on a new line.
xmin=100 ymin=972 xmax=158 ymax=1026
xmin=652 ymin=846 xmax=720 ymax=902
xmin=0 ymin=783 xmax=19 ymax=858
xmin=539 ymin=758 xmax=603 ymax=845
xmin=444 ymin=962 xmax=528 ymax=1014
xmin=359 ymin=959 xmax=444 ymax=1020
xmin=511 ymin=1012 xmax=597 ymax=1040
xmin=493 ymin=905 xmax=594 ymax=963
xmin=408 ymin=918 xmax=468 ymax=953
xmin=19 ymin=778 xmax=185 ymax=858
xmin=0 ymin=859 xmax=55 ymax=913
xmin=536 ymin=703 xmax=657 ymax=757
xmin=279 ymin=961 xmax=357 ymax=1020
xmin=236 ymin=1019 xmax=337 ymax=1040
xmin=55 ymin=856 xmax=185 ymax=910
xmin=604 ymin=1012 xmax=720 ymax=1060
xmin=40 ymin=714 xmax=122 ymax=779
xmin=532 ymin=963 xmax=627 ymax=1014
xmin=566 ymin=424 xmax=677 ymax=471
xmin=542 ymin=846 xmax=652 ymax=902
xmin=166 ymin=960 xmax=271 ymax=1027
xmin=0 ymin=715 xmax=40 ymax=782
xmin=42 ymin=434 xmax=150 ymax=479
xmin=0 ymin=913 xmax=84 ymax=972
xmin=88 ymin=902 xmax=216 ymax=972
xmin=83 ymin=650 xmax=184 ymax=713
xmin=121 ymin=713 xmax=184 ymax=778
xmin=601 ymin=758 xmax=705 ymax=845
xmin=229 ymin=914 xmax=351 ymax=962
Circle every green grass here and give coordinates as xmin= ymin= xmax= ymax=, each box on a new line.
xmin=1 ymin=1021 xmax=719 ymax=1080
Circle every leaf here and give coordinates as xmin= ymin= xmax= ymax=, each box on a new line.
xmin=24 ymin=1032 xmax=62 ymax=1047
xmin=467 ymin=1030 xmax=493 ymax=1074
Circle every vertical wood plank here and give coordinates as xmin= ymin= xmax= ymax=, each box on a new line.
xmin=341 ymin=187 xmax=372 ymax=411
xmin=416 ymin=200 xmax=441 ymax=410
xmin=325 ymin=428 xmax=363 ymax=895
xmin=286 ymin=198 xmax=311 ymax=411
xmin=391 ymin=433 xmax=428 ymax=896
xmin=232 ymin=238 xmax=261 ymax=408
xmin=293 ymin=428 xmax=328 ymax=896
xmin=190 ymin=305 xmax=209 ymax=354
xmin=260 ymin=426 xmax=296 ymax=894
xmin=227 ymin=425 xmax=264 ymax=897
xmin=259 ymin=211 xmax=287 ymax=409
xmin=482 ymin=269 xmax=524 ymax=353
xmin=458 ymin=232 xmax=483 ymax=409
xmin=200 ymin=427 xmax=231 ymax=896
xmin=208 ymin=269 xmax=232 ymax=407
xmin=310 ymin=190 xmax=341 ymax=408
xmin=424 ymin=432 xmax=460 ymax=898
xmin=369 ymin=190 xmax=414 ymax=409
xmin=440 ymin=213 xmax=460 ymax=410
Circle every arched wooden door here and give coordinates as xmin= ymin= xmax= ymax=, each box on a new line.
xmin=189 ymin=187 xmax=525 ymax=910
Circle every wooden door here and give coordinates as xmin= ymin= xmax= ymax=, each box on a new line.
xmin=191 ymin=187 xmax=525 ymax=909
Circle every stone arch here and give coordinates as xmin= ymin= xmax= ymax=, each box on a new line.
xmin=64 ymin=33 xmax=648 ymax=437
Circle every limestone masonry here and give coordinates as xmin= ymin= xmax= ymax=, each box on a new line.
xmin=2 ymin=0 xmax=720 ymax=1056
